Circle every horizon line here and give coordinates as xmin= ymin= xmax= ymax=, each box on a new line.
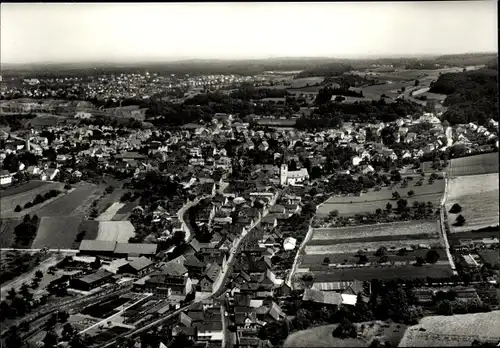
xmin=1 ymin=51 xmax=498 ymax=67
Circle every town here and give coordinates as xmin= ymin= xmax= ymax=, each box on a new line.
xmin=1 ymin=3 xmax=499 ymax=348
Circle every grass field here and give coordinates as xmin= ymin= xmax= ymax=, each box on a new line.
xmin=0 ymin=181 xmax=65 ymax=214
xmin=0 ymin=180 xmax=48 ymax=197
xmin=284 ymin=321 xmax=407 ymax=348
xmin=96 ymin=202 xmax=126 ymax=221
xmin=301 ymin=248 xmax=447 ymax=267
xmin=95 ymin=188 xmax=127 ymax=215
xmin=305 ymin=237 xmax=443 ymax=255
xmin=446 ymin=174 xmax=499 ymax=233
xmin=96 ymin=221 xmax=135 ymax=242
xmin=0 ymin=218 xmax=22 ymax=248
xmin=317 ymin=179 xmax=444 ymax=217
xmin=34 ymin=185 xmax=103 ymax=217
xmin=31 ymin=216 xmax=84 ymax=249
xmin=447 ymin=152 xmax=499 ymax=177
xmin=312 ymin=221 xmax=439 ymax=241
xmin=307 ymin=264 xmax=454 ymax=282
xmin=399 ymin=311 xmax=500 ymax=347
xmin=286 ymin=77 xmax=324 ymax=88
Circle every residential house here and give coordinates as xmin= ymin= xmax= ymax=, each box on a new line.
xmin=117 ymin=257 xmax=154 ymax=277
xmin=0 ymin=170 xmax=12 ymax=186
xmin=199 ymin=263 xmax=222 ymax=293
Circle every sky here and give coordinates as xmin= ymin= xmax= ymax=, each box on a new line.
xmin=1 ymin=2 xmax=497 ymax=64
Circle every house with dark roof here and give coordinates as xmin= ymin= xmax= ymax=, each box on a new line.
xmin=117 ymin=257 xmax=154 ymax=277
xmin=183 ymin=254 xmax=207 ymax=277
xmin=69 ymin=270 xmax=114 ymax=291
xmin=199 ymin=263 xmax=221 ymax=292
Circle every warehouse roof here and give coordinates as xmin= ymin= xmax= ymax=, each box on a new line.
xmin=114 ymin=243 xmax=158 ymax=255
xmin=79 ymin=240 xmax=117 ymax=252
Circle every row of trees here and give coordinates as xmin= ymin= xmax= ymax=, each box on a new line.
xmin=14 ymin=189 xmax=61 ymax=212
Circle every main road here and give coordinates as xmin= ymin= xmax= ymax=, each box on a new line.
xmin=102 ymin=189 xmax=279 ymax=347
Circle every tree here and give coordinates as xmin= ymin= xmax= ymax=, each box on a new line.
xmin=375 ymin=246 xmax=387 ymax=257
xmin=392 ymin=191 xmax=401 ymax=200
xmin=7 ymin=288 xmax=16 ymax=300
xmin=62 ymin=322 xmax=76 ymax=340
xmin=332 ymin=318 xmax=357 ymax=338
xmin=0 ymin=301 xmax=12 ymax=321
xmin=358 ymin=254 xmax=369 ymax=264
xmin=58 ymin=310 xmax=70 ymax=323
xmin=47 ymin=313 xmax=58 ymax=329
xmin=415 ymin=256 xmax=425 ymax=266
xmin=35 ymin=270 xmax=44 ymax=279
xmin=20 ymin=283 xmax=30 ymax=297
xmin=5 ymin=326 xmax=22 ymax=348
xmin=449 ymin=203 xmax=462 ymax=214
xmin=425 ymin=250 xmax=440 ymax=264
xmin=14 ymin=205 xmax=22 ymax=212
xmin=407 ymin=190 xmax=415 ymax=197
xmin=355 ymin=294 xmax=374 ymax=322
xmin=437 ymin=300 xmax=454 ymax=315
xmin=454 ymin=214 xmax=466 ymax=226
xmin=91 ymin=256 xmax=101 ymax=270
xmin=23 ymin=214 xmax=31 ymax=223
xmin=414 ymin=80 xmax=420 ymax=87
xmin=328 ymin=210 xmax=339 ymax=219
xmin=44 ymin=330 xmax=59 ymax=348
xmin=385 ymin=202 xmax=393 ymax=213
xmin=323 ymin=257 xmax=331 ymax=265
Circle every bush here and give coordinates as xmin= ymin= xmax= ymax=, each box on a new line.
xmin=23 ymin=202 xmax=33 ymax=209
xmin=14 ymin=205 xmax=22 ymax=212
xmin=454 ymin=214 xmax=466 ymax=226
xmin=332 ymin=318 xmax=357 ymax=338
xmin=449 ymin=203 xmax=462 ymax=214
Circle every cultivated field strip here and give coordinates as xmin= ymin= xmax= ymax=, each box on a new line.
xmin=312 ymin=221 xmax=439 ymax=240
xmin=31 ymin=216 xmax=83 ymax=249
xmin=97 ymin=221 xmax=136 ymax=242
xmin=305 ymin=237 xmax=443 ymax=254
xmin=447 ymin=152 xmax=499 ymax=177
xmin=445 ymin=174 xmax=499 ymax=233
xmin=96 ymin=202 xmax=126 ymax=221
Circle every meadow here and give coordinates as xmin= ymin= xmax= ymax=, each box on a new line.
xmin=317 ymin=179 xmax=444 ymax=217
xmin=447 ymin=152 xmax=499 ymax=177
xmin=0 ymin=218 xmax=22 ymax=248
xmin=446 ymin=173 xmax=499 ymax=233
xmin=398 ymin=311 xmax=500 ymax=347
xmin=31 ymin=216 xmax=89 ymax=249
xmin=34 ymin=185 xmax=103 ymax=217
xmin=96 ymin=202 xmax=126 ymax=221
xmin=284 ymin=321 xmax=407 ymax=348
xmin=0 ymin=181 xmax=65 ymax=215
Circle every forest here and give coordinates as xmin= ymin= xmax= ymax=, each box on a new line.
xmin=429 ymin=65 xmax=498 ymax=125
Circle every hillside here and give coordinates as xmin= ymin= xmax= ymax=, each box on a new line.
xmin=429 ymin=66 xmax=498 ymax=125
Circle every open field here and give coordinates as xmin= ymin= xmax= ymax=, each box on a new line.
xmin=0 ymin=181 xmax=65 ymax=213
xmin=447 ymin=152 xmax=499 ymax=177
xmin=23 ymin=114 xmax=71 ymax=128
xmin=399 ymin=311 xmax=500 ymax=347
xmin=95 ymin=188 xmax=127 ymax=215
xmin=0 ymin=180 xmax=48 ymax=197
xmin=68 ymin=314 xmax=101 ymax=333
xmin=446 ymin=174 xmax=499 ymax=233
xmin=301 ymin=248 xmax=448 ymax=267
xmin=307 ymin=264 xmax=454 ymax=282
xmin=317 ymin=179 xmax=444 ymax=217
xmin=96 ymin=221 xmax=135 ymax=242
xmin=96 ymin=202 xmax=126 ymax=221
xmin=312 ymin=221 xmax=439 ymax=241
xmin=286 ymin=77 xmax=324 ymax=88
xmin=34 ymin=185 xmax=103 ymax=217
xmin=0 ymin=218 xmax=22 ymax=248
xmin=305 ymin=237 xmax=443 ymax=255
xmin=31 ymin=216 xmax=83 ymax=249
xmin=284 ymin=321 xmax=407 ymax=348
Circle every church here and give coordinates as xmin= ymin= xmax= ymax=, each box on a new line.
xmin=280 ymin=163 xmax=309 ymax=186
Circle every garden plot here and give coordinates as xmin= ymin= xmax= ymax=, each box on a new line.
xmin=312 ymin=221 xmax=439 ymax=241
xmin=0 ymin=218 xmax=22 ymax=248
xmin=96 ymin=221 xmax=135 ymax=242
xmin=0 ymin=181 xmax=65 ymax=214
xmin=446 ymin=174 xmax=499 ymax=233
xmin=399 ymin=311 xmax=500 ymax=347
xmin=31 ymin=216 xmax=83 ymax=249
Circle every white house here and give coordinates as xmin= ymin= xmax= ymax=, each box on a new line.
xmin=283 ymin=237 xmax=297 ymax=251
xmin=352 ymin=156 xmax=363 ymax=166
xmin=0 ymin=170 xmax=12 ymax=186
